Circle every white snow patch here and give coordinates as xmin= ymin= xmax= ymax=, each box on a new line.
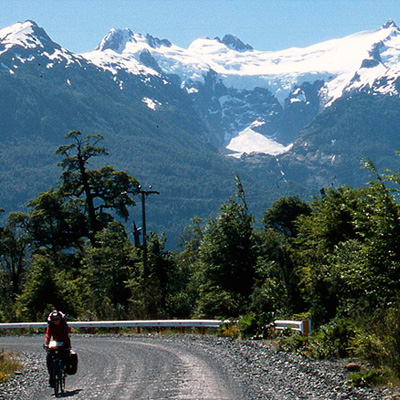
xmin=142 ymin=97 xmax=161 ymax=110
xmin=83 ymin=48 xmax=160 ymax=77
xmin=226 ymin=126 xmax=293 ymax=157
xmin=250 ymin=120 xmax=265 ymax=128
xmin=186 ymin=87 xmax=199 ymax=94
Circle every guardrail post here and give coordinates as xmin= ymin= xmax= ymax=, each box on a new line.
xmin=180 ymin=327 xmax=185 ymax=334
xmin=114 ymin=327 xmax=119 ymax=334
xmin=137 ymin=327 xmax=141 ymax=334
xmin=201 ymin=327 xmax=206 ymax=335
xmin=301 ymin=320 xmax=311 ymax=336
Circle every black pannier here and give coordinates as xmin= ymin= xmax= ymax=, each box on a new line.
xmin=65 ymin=350 xmax=78 ymax=375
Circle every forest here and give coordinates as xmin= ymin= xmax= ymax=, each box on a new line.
xmin=1 ymin=131 xmax=400 ymax=384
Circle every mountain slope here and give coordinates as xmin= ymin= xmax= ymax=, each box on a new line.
xmin=81 ymin=20 xmax=400 ymax=150
xmin=276 ymin=92 xmax=400 ymax=190
xmin=0 ymin=21 xmax=301 ymax=245
xmin=2 ymin=20 xmax=400 ymax=245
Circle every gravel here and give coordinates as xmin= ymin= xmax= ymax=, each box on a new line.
xmin=1 ymin=334 xmax=399 ymax=399
xmin=155 ymin=335 xmax=399 ymax=400
xmin=0 ymin=351 xmax=47 ymax=400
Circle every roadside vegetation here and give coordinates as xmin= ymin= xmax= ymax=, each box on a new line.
xmin=0 ymin=349 xmax=22 ymax=383
xmin=2 ymin=131 xmax=400 ymax=386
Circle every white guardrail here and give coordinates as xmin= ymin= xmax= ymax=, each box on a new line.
xmin=274 ymin=319 xmax=311 ymax=336
xmin=0 ymin=319 xmax=311 ymax=335
xmin=0 ymin=319 xmax=226 ymax=334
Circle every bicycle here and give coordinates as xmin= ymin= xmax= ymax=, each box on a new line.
xmin=44 ymin=341 xmax=68 ymax=397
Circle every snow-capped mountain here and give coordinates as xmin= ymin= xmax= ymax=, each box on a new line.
xmin=2 ymin=19 xmax=400 ymax=245
xmin=2 ymin=19 xmax=400 ymax=157
xmin=4 ymin=19 xmax=399 ymax=156
xmin=0 ymin=20 xmax=83 ymax=69
xmin=84 ymin=20 xmax=400 ymax=102
xmin=79 ymin=19 xmax=400 ymax=155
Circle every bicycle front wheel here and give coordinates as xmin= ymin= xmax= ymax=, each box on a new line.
xmin=59 ymin=365 xmax=65 ymax=393
xmin=53 ymin=367 xmax=59 ymax=396
xmin=53 ymin=359 xmax=62 ymax=397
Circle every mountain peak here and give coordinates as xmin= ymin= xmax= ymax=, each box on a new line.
xmin=216 ymin=34 xmax=253 ymax=52
xmin=96 ymin=28 xmax=172 ymax=53
xmin=145 ymin=34 xmax=172 ymax=49
xmin=96 ymin=28 xmax=136 ymax=53
xmin=382 ymin=19 xmax=399 ymax=30
xmin=0 ymin=20 xmax=55 ymax=50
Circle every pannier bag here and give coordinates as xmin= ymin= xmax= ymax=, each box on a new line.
xmin=66 ymin=350 xmax=78 ymax=375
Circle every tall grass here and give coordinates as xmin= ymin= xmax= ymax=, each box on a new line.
xmin=0 ymin=349 xmax=22 ymax=383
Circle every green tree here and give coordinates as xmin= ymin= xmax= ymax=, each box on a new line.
xmin=83 ymin=221 xmax=140 ymax=319
xmin=15 ymin=253 xmax=85 ymax=321
xmin=262 ymin=195 xmax=311 ymax=238
xmin=253 ymin=196 xmax=311 ymax=315
xmin=11 ymin=189 xmax=85 ymax=256
xmin=295 ymin=186 xmax=362 ymax=324
xmin=8 ymin=131 xmax=144 ymax=321
xmin=128 ymin=232 xmax=193 ymax=319
xmin=196 ymin=178 xmax=257 ymax=317
xmin=296 ymin=176 xmax=400 ymax=324
xmin=252 ymin=228 xmax=302 ymax=316
xmin=175 ymin=217 xmax=205 ymax=317
xmin=0 ymin=216 xmax=29 ymax=301
xmin=348 ymin=161 xmax=400 ymax=308
xmin=15 ymin=255 xmax=60 ymax=321
xmin=56 ymin=131 xmax=108 ymax=243
xmin=56 ymin=131 xmax=140 ymax=245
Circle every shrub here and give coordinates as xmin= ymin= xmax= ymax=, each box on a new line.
xmin=238 ymin=313 xmax=275 ymax=339
xmin=348 ymin=368 xmax=386 ymax=387
xmin=350 ymin=306 xmax=400 ymax=378
xmin=278 ymin=318 xmax=355 ymax=359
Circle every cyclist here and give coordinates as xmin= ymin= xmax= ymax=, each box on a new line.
xmin=44 ymin=310 xmax=71 ymax=387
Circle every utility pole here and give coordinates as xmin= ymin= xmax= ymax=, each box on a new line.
xmin=139 ymin=186 xmax=160 ymax=277
xmin=132 ymin=221 xmax=141 ymax=247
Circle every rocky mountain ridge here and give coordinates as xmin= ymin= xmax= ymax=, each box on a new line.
xmin=2 ymin=20 xmax=400 ymax=245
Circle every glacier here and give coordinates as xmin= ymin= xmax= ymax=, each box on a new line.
xmin=3 ymin=19 xmax=400 ymax=158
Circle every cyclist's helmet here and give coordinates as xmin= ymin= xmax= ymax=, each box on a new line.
xmin=47 ymin=310 xmax=62 ymax=323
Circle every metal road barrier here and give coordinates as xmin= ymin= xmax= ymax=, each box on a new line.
xmin=0 ymin=319 xmax=311 ymax=335
xmin=0 ymin=319 xmax=227 ymax=334
xmin=274 ymin=319 xmax=311 ymax=336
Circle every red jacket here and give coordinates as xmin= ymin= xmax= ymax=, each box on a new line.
xmin=45 ymin=318 xmax=71 ymax=348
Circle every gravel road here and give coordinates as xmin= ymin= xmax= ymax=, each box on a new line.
xmin=0 ymin=334 xmax=398 ymax=399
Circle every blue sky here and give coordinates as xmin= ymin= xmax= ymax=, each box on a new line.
xmin=0 ymin=0 xmax=399 ymax=53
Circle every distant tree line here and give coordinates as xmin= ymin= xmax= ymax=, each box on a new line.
xmin=1 ymin=131 xmax=400 ymax=380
